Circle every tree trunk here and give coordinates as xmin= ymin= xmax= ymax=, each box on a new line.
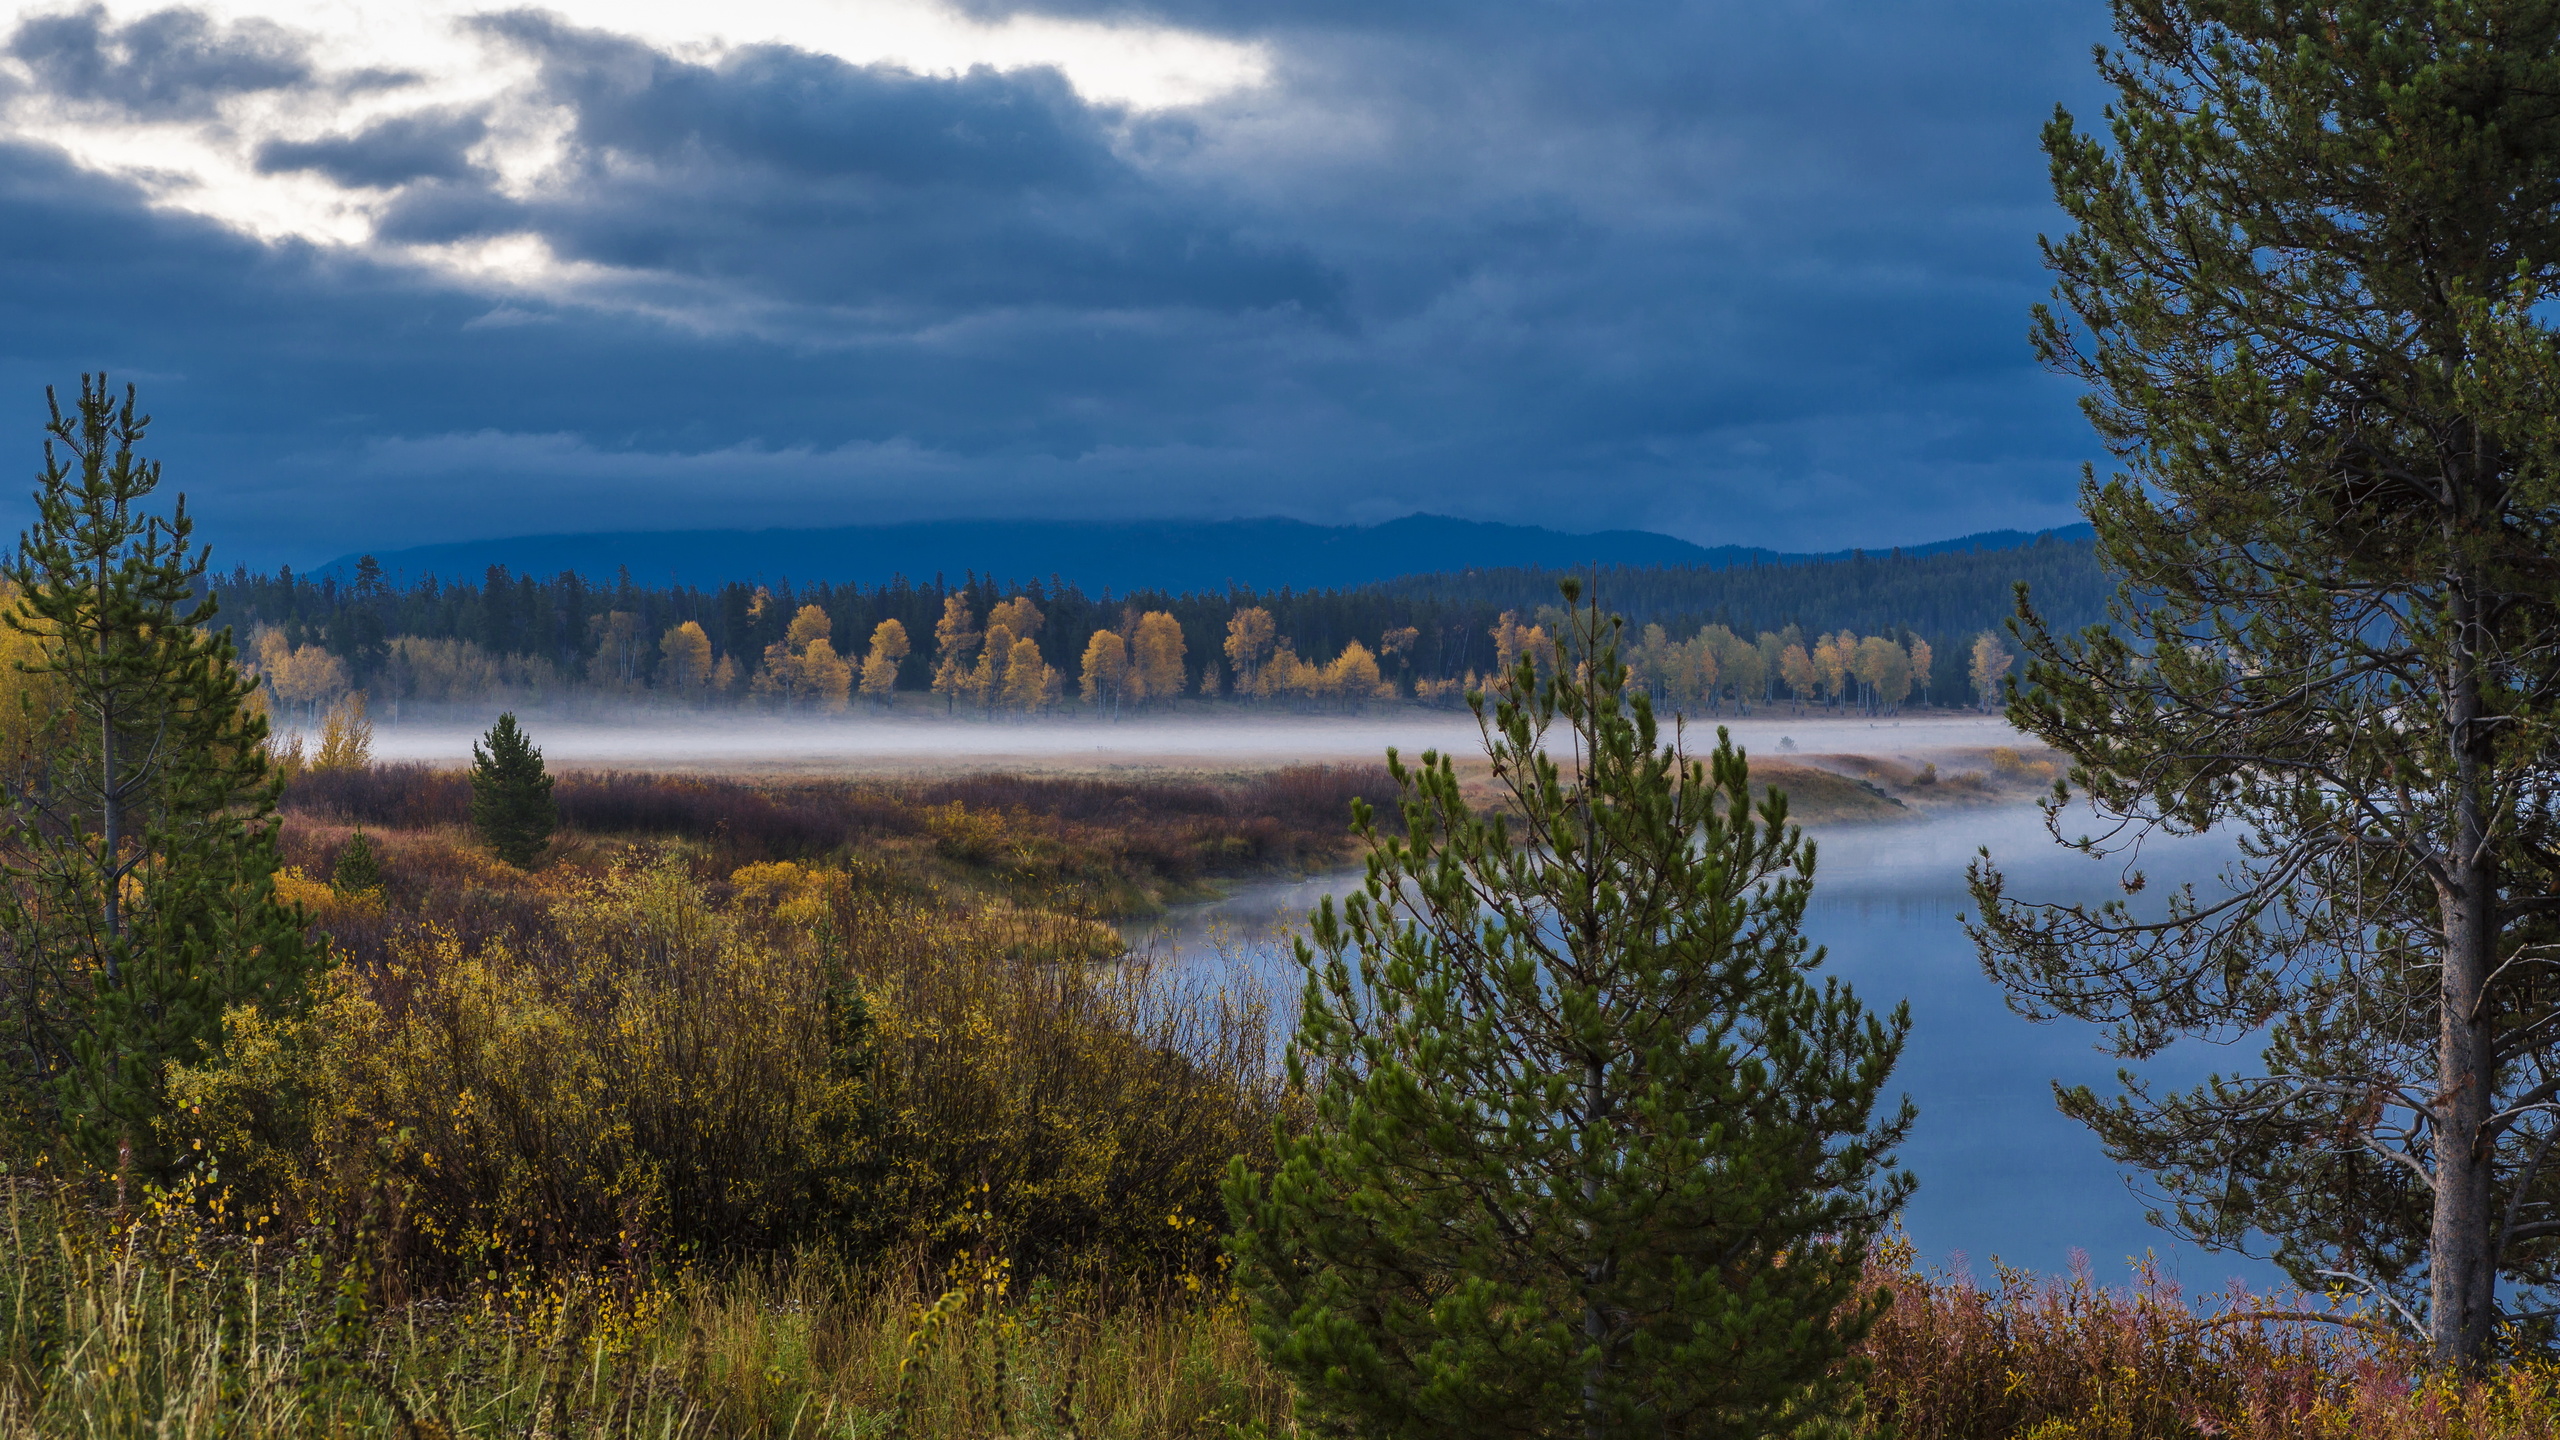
xmin=1583 ymin=1055 xmax=1607 ymax=1440
xmin=95 ymin=545 xmax=120 ymax=973
xmin=2433 ymin=584 xmax=2499 ymax=1366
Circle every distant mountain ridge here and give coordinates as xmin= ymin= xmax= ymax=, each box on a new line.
xmin=317 ymin=514 xmax=2094 ymax=596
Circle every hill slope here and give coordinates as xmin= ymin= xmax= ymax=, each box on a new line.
xmin=318 ymin=514 xmax=2093 ymax=596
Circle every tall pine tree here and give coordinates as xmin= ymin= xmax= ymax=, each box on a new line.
xmin=0 ymin=377 xmax=316 ymax=1168
xmin=1226 ymin=586 xmax=1912 ymax=1439
xmin=1971 ymin=0 xmax=2560 ymax=1365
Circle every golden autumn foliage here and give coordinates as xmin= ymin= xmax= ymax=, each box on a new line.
xmin=251 ymin=626 xmax=350 ymax=719
xmin=1129 ymin=611 xmax=1185 ymax=704
xmin=309 ymin=691 xmax=372 ymax=773
xmin=1080 ymin=627 xmax=1130 ymax=713
xmin=1969 ymin=630 xmax=2013 ymax=712
xmin=930 ymin=594 xmax=980 ymax=711
xmin=660 ymin=619 xmax=714 ymax=692
xmin=1224 ymin=606 xmax=1275 ymax=691
xmin=860 ymin=618 xmax=908 ymax=704
xmin=162 ymin=854 xmax=1279 ymax=1283
xmin=756 ymin=605 xmax=853 ymax=711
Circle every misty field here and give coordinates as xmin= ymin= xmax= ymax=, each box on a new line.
xmin=340 ymin=705 xmax=2033 ymax=782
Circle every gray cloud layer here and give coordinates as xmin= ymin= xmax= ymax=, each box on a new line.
xmin=0 ymin=0 xmax=2112 ymax=567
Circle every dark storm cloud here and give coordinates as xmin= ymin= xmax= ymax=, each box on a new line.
xmin=7 ymin=4 xmax=310 ymax=119
xmin=0 ymin=0 xmax=2121 ymax=566
xmin=375 ymin=14 xmax=1344 ymax=317
xmin=255 ymin=109 xmax=488 ymax=188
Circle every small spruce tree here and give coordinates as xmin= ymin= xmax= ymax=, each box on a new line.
xmin=469 ymin=712 xmax=554 ymax=868
xmin=332 ymin=828 xmax=381 ymax=895
xmin=0 ymin=377 xmax=318 ymax=1168
xmin=1226 ymin=585 xmax=1914 ymax=1439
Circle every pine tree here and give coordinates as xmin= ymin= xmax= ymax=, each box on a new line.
xmin=469 ymin=712 xmax=554 ymax=869
xmin=1227 ymin=585 xmax=1913 ymax=1439
xmin=1972 ymin=0 xmax=2560 ymax=1365
xmin=332 ymin=828 xmax=382 ymax=895
xmin=0 ymin=377 xmax=318 ymax=1168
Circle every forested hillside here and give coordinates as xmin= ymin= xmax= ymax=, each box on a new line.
xmin=1379 ymin=529 xmax=2107 ymax=638
xmin=213 ymin=531 xmax=2109 ymax=718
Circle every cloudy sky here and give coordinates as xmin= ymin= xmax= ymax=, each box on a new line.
xmin=0 ymin=0 xmax=2113 ymax=568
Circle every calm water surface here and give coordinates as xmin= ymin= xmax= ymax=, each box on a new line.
xmin=1135 ymin=802 xmax=2285 ymax=1293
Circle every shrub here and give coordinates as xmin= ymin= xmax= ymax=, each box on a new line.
xmin=828 ymin=877 xmax=1286 ymax=1276
xmin=168 ymin=857 xmax=1285 ymax=1292
xmin=1857 ymin=1237 xmax=2394 ymax=1440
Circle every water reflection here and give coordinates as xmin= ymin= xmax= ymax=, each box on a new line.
xmin=1134 ymin=802 xmax=2288 ymax=1292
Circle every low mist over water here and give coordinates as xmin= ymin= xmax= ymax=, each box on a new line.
xmin=348 ymin=708 xmax=2029 ymax=775
xmin=1140 ymin=800 xmax=2279 ymax=1294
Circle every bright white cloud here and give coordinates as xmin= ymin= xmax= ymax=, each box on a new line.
xmin=0 ymin=0 xmax=1268 ymax=273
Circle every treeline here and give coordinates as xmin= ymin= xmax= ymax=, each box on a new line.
xmin=212 ymin=536 xmax=2100 ymax=716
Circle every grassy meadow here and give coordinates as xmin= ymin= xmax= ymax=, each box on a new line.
xmin=0 ymin=756 xmax=2551 ymax=1437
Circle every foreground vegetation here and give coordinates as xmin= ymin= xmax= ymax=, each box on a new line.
xmin=2 ymin=718 xmax=2532 ymax=1437
xmin=20 ymin=1182 xmax=2560 ymax=1438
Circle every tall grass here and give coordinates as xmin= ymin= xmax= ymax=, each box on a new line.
xmin=23 ymin=1192 xmax=2560 ymax=1439
xmin=0 ymin=1181 xmax=1287 ymax=1438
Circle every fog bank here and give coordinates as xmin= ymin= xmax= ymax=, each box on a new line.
xmin=347 ymin=708 xmax=2032 ymax=776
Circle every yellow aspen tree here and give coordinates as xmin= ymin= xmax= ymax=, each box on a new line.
xmin=755 ymin=639 xmax=801 ymax=706
xmin=1718 ymin=632 xmax=1767 ymax=712
xmin=711 ymin=654 xmax=740 ymax=696
xmin=1849 ymin=635 xmax=1892 ymax=712
xmin=1657 ymin=636 xmax=1700 ymax=713
xmin=785 ymin=604 xmax=832 ymax=653
xmin=281 ymin=644 xmax=350 ymax=721
xmin=1321 ymin=641 xmax=1389 ymax=709
xmin=802 ymin=638 xmax=853 ymax=713
xmin=1779 ymin=643 xmax=1817 ymax=708
xmin=1081 ymin=628 xmax=1130 ymax=716
xmin=931 ymin=595 xmax=981 ymax=713
xmin=1259 ymin=640 xmax=1299 ymax=702
xmin=1968 ymin=631 xmax=2012 ymax=714
xmin=1274 ymin=643 xmax=1320 ymax=704
xmin=1811 ymin=632 xmax=1851 ymax=707
xmin=973 ymin=618 xmax=1015 ymax=713
xmin=1701 ymin=627 xmax=1752 ymax=710
xmin=860 ymin=619 xmax=909 ymax=706
xmin=311 ymin=691 xmax=372 ymax=772
xmin=1687 ymin=637 xmax=1721 ymax=712
xmin=1225 ymin=607 xmax=1276 ymax=697
xmin=1854 ymin=635 xmax=1911 ymax=712
xmin=1907 ymin=636 xmax=1933 ymax=703
xmin=1133 ymin=611 xmax=1186 ymax=705
xmin=1198 ymin=660 xmax=1225 ymax=698
xmin=660 ymin=621 xmax=712 ymax=693
xmin=988 ymin=596 xmax=1044 ymax=642
xmin=1002 ymin=635 xmax=1049 ymax=714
